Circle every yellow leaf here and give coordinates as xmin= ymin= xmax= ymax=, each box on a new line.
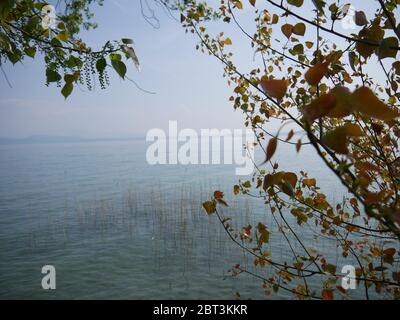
xmin=259 ymin=78 xmax=288 ymax=100
xmin=202 ymin=200 xmax=216 ymax=215
xmin=224 ymin=37 xmax=232 ymax=45
xmin=235 ymin=0 xmax=243 ymax=9
xmin=56 ymin=30 xmax=69 ymax=42
xmin=303 ymin=178 xmax=316 ymax=187
xmin=351 ymin=87 xmax=399 ymax=121
xmin=305 ymin=62 xmax=329 ymax=86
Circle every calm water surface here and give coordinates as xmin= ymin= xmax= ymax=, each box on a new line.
xmin=0 ymin=139 xmax=365 ymax=299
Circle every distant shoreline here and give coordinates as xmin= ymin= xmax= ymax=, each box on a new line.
xmin=0 ymin=136 xmax=145 ymax=145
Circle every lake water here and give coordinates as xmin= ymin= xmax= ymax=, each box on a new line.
xmin=0 ymin=138 xmax=368 ymax=299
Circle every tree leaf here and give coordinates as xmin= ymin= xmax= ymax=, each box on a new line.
xmin=302 ymin=93 xmax=336 ymax=123
xmin=283 ymin=172 xmax=298 ymax=188
xmin=24 ymin=47 xmax=36 ymax=58
xmin=293 ymin=23 xmax=306 ymax=36
xmin=287 ymin=0 xmax=304 ymax=7
xmin=259 ymin=78 xmax=288 ymax=99
xmin=327 ymin=86 xmax=353 ymax=118
xmin=351 ymin=87 xmax=399 ymax=121
xmin=214 ymin=191 xmax=224 ymax=199
xmin=46 ymin=68 xmax=61 ymax=83
xmin=61 ymin=82 xmax=73 ymax=99
xmin=202 ymin=200 xmax=217 ymax=215
xmin=322 ymin=289 xmax=334 ymax=300
xmin=305 ymin=62 xmax=329 ymax=85
xmin=56 ymin=30 xmax=69 ymax=42
xmin=322 ymin=124 xmax=363 ymax=155
xmin=121 ymin=38 xmax=134 ymax=44
xmin=303 ymin=178 xmax=316 ymax=187
xmin=285 ymin=129 xmax=294 ymax=141
xmin=355 ymin=11 xmax=368 ymax=26
xmin=111 ymin=59 xmax=127 ymax=79
xmin=281 ymin=24 xmax=293 ymax=39
xmin=377 ymin=37 xmax=399 ymax=60
xmin=264 ymin=137 xmax=278 ymax=163
xmin=96 ymin=57 xmax=107 ymax=74
xmin=122 ymin=45 xmax=140 ymax=71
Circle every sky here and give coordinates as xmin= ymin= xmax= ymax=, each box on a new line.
xmin=0 ymin=0 xmax=394 ymax=139
xmin=0 ymin=0 xmax=247 ymax=139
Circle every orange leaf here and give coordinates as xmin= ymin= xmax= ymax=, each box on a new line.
xmin=264 ymin=137 xmax=278 ymax=163
xmin=281 ymin=24 xmax=293 ymax=39
xmin=322 ymin=126 xmax=349 ymax=154
xmin=327 ymin=86 xmax=353 ymax=118
xmin=260 ymin=78 xmax=288 ymax=100
xmin=302 ymin=93 xmax=336 ymax=123
xmin=351 ymin=87 xmax=399 ymax=121
xmin=285 ymin=129 xmax=294 ymax=141
xmin=322 ymin=289 xmax=334 ymax=300
xmin=343 ymin=123 xmax=364 ymax=137
xmin=283 ymin=172 xmax=297 ymax=188
xmin=296 ymin=139 xmax=302 ymax=153
xmin=214 ymin=190 xmax=224 ymax=199
xmin=305 ymin=62 xmax=329 ymax=86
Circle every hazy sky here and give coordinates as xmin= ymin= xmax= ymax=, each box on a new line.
xmin=0 ymin=0 xmax=391 ymax=138
xmin=0 ymin=0 xmax=248 ymax=138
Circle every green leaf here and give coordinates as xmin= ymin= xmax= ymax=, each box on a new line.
xmin=0 ymin=0 xmax=13 ymax=20
xmin=24 ymin=47 xmax=36 ymax=58
xmin=121 ymin=38 xmax=134 ymax=44
xmin=64 ymin=72 xmax=79 ymax=84
xmin=111 ymin=59 xmax=127 ymax=79
xmin=293 ymin=23 xmax=306 ymax=36
xmin=377 ymin=37 xmax=399 ymax=60
xmin=56 ymin=31 xmax=69 ymax=42
xmin=66 ymin=55 xmax=83 ymax=68
xmin=96 ymin=57 xmax=107 ymax=74
xmin=46 ymin=68 xmax=61 ymax=83
xmin=110 ymin=53 xmax=122 ymax=61
xmin=0 ymin=32 xmax=12 ymax=52
xmin=6 ymin=48 xmax=22 ymax=64
xmin=61 ymin=82 xmax=73 ymax=99
xmin=312 ymin=0 xmax=326 ymax=14
xmin=287 ymin=0 xmax=303 ymax=7
xmin=291 ymin=43 xmax=304 ymax=55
